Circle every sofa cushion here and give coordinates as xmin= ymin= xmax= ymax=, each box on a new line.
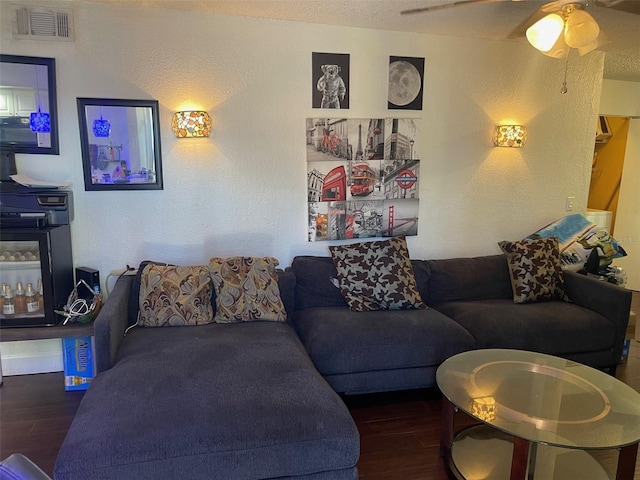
xmin=328 ymin=236 xmax=426 ymax=311
xmin=208 ymin=256 xmax=287 ymax=323
xmin=137 ymin=263 xmax=214 ymax=327
xmin=434 ymin=299 xmax=615 ymax=355
xmin=55 ymin=322 xmax=359 ymax=480
xmin=425 ymin=255 xmax=512 ymax=304
xmin=291 ymin=256 xmax=347 ymax=310
xmin=291 ymin=306 xmax=475 ymax=378
xmin=498 ymin=237 xmax=565 ymax=304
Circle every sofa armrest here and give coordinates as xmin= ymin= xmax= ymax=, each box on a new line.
xmin=94 ymin=275 xmax=133 ymax=374
xmin=564 ymin=270 xmax=632 ymax=365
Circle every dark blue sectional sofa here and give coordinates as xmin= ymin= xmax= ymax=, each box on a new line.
xmin=54 ymin=254 xmax=631 ymax=479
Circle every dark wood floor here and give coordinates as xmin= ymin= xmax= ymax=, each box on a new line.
xmin=1 ymin=298 xmax=639 ymax=479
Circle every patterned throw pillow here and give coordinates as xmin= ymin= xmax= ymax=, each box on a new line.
xmin=328 ymin=236 xmax=426 ymax=312
xmin=137 ymin=264 xmax=214 ymax=327
xmin=208 ymin=256 xmax=287 ymax=323
xmin=498 ymin=237 xmax=565 ymax=304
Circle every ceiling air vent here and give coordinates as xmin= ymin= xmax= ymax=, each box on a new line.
xmin=11 ymin=4 xmax=74 ymax=41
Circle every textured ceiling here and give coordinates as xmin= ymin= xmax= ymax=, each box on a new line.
xmin=85 ymin=0 xmax=640 ymax=82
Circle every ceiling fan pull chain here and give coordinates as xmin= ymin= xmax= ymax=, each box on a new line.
xmin=561 ymin=54 xmax=569 ymax=94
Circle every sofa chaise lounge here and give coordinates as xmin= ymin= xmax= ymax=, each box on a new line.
xmin=54 ymin=268 xmax=360 ymax=480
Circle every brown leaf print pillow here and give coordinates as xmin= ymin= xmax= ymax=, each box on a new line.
xmin=328 ymin=236 xmax=426 ymax=312
xmin=498 ymin=237 xmax=566 ymax=304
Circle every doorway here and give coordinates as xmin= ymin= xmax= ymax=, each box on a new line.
xmin=588 ymin=116 xmax=640 ymax=290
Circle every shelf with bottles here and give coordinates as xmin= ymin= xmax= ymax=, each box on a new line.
xmin=0 ymin=247 xmax=41 ymax=267
xmin=1 ymin=279 xmax=45 ymax=319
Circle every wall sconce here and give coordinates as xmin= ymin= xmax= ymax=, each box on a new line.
xmin=494 ymin=125 xmax=527 ymax=148
xmin=172 ymin=111 xmax=211 ymax=138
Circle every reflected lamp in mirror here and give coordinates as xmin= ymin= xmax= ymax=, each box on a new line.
xmin=77 ymin=98 xmax=163 ymax=191
xmin=92 ymin=114 xmax=111 ymax=138
xmin=172 ymin=111 xmax=211 ymax=138
xmin=0 ymin=54 xmax=59 ymax=154
xmin=494 ymin=125 xmax=526 ymax=148
xmin=30 ymin=108 xmax=50 ymax=133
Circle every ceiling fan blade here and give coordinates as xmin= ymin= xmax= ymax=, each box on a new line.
xmin=577 ymin=30 xmax=610 ymax=56
xmin=506 ymin=0 xmax=564 ymax=39
xmin=401 ymin=0 xmax=507 ymax=15
xmin=595 ymin=0 xmax=640 ymax=15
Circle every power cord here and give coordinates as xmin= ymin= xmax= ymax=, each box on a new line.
xmin=105 ymin=265 xmax=136 ymax=296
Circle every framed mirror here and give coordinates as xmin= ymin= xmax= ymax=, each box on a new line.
xmin=0 ymin=55 xmax=59 ymax=155
xmin=77 ymin=98 xmax=163 ymax=191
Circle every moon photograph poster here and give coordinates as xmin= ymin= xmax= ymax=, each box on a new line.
xmin=388 ymin=56 xmax=425 ymax=111
xmin=306 ymin=118 xmax=421 ymax=242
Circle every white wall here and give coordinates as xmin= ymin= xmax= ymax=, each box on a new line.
xmin=2 ymin=1 xmax=604 ymax=291
xmin=599 ymin=80 xmax=640 ymax=291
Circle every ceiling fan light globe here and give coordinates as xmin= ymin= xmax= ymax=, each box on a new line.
xmin=565 ymin=10 xmax=600 ymax=48
xmin=526 ymin=13 xmax=564 ymax=52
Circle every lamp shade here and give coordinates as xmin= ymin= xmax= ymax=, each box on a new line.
xmin=93 ymin=117 xmax=111 ymax=137
xmin=565 ymin=9 xmax=600 ymax=48
xmin=470 ymin=397 xmax=497 ymax=422
xmin=30 ymin=108 xmax=51 ymax=133
xmin=526 ymin=13 xmax=564 ymax=52
xmin=494 ymin=125 xmax=527 ymax=148
xmin=172 ymin=111 xmax=211 ymax=138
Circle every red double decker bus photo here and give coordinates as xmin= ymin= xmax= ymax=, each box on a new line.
xmin=350 ymin=163 xmax=376 ymax=197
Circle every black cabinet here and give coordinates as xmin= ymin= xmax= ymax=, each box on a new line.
xmin=0 ymin=224 xmax=73 ymax=327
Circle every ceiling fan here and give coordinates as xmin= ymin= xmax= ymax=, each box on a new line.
xmin=401 ymin=0 xmax=640 ymax=58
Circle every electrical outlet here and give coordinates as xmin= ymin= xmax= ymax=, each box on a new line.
xmin=565 ymin=196 xmax=576 ymax=211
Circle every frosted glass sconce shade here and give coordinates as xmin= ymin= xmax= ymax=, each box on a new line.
xmin=565 ymin=9 xmax=600 ymax=48
xmin=526 ymin=13 xmax=564 ymax=52
xmin=525 ymin=3 xmax=602 ymax=58
xmin=494 ymin=125 xmax=527 ymax=148
xmin=172 ymin=111 xmax=211 ymax=138
xmin=30 ymin=108 xmax=51 ymax=133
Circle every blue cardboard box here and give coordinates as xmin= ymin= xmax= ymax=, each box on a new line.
xmin=62 ymin=336 xmax=95 ymax=391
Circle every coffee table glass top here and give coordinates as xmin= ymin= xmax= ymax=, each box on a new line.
xmin=436 ymin=349 xmax=640 ymax=450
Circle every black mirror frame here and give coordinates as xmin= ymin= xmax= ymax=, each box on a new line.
xmin=0 ymin=54 xmax=59 ymax=155
xmin=77 ymin=98 xmax=164 ymax=191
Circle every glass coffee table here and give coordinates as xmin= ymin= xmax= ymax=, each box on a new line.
xmin=437 ymin=349 xmax=640 ymax=480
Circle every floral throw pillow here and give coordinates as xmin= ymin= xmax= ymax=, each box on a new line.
xmin=328 ymin=236 xmax=426 ymax=312
xmin=208 ymin=256 xmax=287 ymax=323
xmin=498 ymin=237 xmax=566 ymax=304
xmin=137 ymin=264 xmax=214 ymax=327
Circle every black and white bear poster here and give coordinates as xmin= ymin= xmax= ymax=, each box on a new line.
xmin=388 ymin=56 xmax=424 ymax=110
xmin=312 ymin=52 xmax=350 ymax=109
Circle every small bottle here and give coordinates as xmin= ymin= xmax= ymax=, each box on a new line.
xmin=26 ymin=283 xmax=39 ymax=314
xmin=14 ymin=282 xmax=26 ymax=315
xmin=3 ymin=284 xmax=15 ymax=316
xmin=36 ymin=279 xmax=44 ymax=314
xmin=0 ymin=284 xmax=5 ymax=312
